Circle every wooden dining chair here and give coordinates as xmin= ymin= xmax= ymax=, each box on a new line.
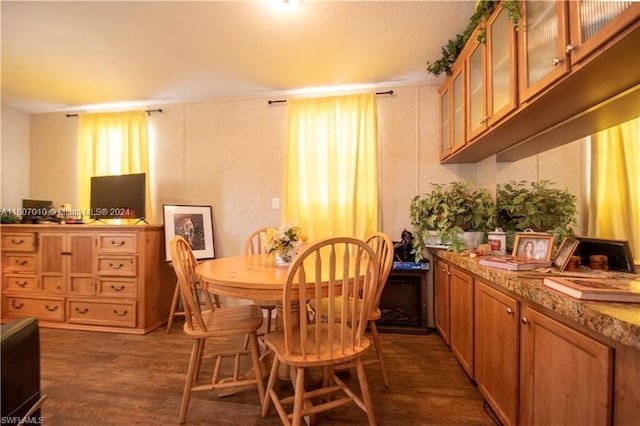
xmin=261 ymin=237 xmax=379 ymax=426
xmin=308 ymin=232 xmax=394 ymax=387
xmin=166 ymin=257 xmax=220 ymax=334
xmin=244 ymin=227 xmax=277 ymax=342
xmin=170 ymin=236 xmax=266 ymax=424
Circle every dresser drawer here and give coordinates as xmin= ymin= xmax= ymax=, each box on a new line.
xmin=97 ymin=256 xmax=137 ymax=276
xmin=3 ymin=253 xmax=38 ymax=273
xmin=1 ymin=232 xmax=37 ymax=251
xmin=98 ymin=278 xmax=137 ymax=298
xmin=67 ymin=299 xmax=136 ymax=327
xmin=3 ymin=274 xmax=38 ymax=292
xmin=5 ymin=295 xmax=65 ymax=321
xmin=97 ymin=233 xmax=138 ymax=253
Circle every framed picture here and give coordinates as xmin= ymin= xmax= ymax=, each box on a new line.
xmin=553 ymin=236 xmax=579 ymax=272
xmin=576 ymin=236 xmax=637 ymax=273
xmin=512 ymin=233 xmax=555 ymax=261
xmin=163 ymin=204 xmax=215 ymax=261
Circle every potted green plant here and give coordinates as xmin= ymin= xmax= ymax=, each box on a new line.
xmin=410 ymin=182 xmax=496 ymax=259
xmin=496 ymin=180 xmax=577 ymax=251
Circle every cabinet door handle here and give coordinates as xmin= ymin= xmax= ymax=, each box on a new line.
xmin=45 ymin=304 xmax=58 ymax=312
xmin=11 ymin=239 xmax=25 ymax=245
xmin=11 ymin=300 xmax=24 ymax=309
xmin=111 ymin=240 xmax=126 ymax=247
xmin=521 ymin=316 xmax=528 ymax=324
xmin=111 ymin=284 xmax=125 ymax=292
xmin=565 ymin=44 xmax=574 ymax=53
xmin=109 ymin=263 xmax=124 ymax=270
xmin=506 ymin=307 xmax=513 ymax=315
xmin=552 ymin=57 xmax=562 ymax=66
xmin=75 ymin=307 xmax=89 ymax=314
xmin=113 ymin=309 xmax=128 ymax=317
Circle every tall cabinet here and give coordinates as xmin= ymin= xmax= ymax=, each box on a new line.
xmin=1 ymin=224 xmax=174 ymax=334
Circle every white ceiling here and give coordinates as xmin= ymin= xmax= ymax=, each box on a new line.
xmin=1 ymin=0 xmax=475 ymax=114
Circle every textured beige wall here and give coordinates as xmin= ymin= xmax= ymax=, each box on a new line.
xmin=3 ymin=83 xmax=586 ymax=256
xmin=1 ymin=105 xmax=31 ymax=208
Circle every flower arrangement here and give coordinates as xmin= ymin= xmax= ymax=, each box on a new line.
xmin=262 ymin=224 xmax=305 ymax=265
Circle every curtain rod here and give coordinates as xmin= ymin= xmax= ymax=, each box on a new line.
xmin=65 ymin=108 xmax=163 ymax=117
xmin=267 ymin=90 xmax=394 ymax=105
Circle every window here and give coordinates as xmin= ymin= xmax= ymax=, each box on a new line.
xmin=282 ymin=92 xmax=380 ymax=241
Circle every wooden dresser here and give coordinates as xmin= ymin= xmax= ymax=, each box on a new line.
xmin=1 ymin=224 xmax=174 ymax=334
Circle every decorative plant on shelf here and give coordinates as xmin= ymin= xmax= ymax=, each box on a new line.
xmin=496 ymin=180 xmax=578 ymax=251
xmin=426 ymin=0 xmax=521 ymax=76
xmin=410 ymin=182 xmax=496 ymax=259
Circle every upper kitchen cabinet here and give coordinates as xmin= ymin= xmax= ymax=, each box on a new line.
xmin=517 ymin=1 xmax=570 ymax=104
xmin=467 ymin=3 xmax=518 ymax=141
xmin=568 ymin=1 xmax=640 ymax=66
xmin=441 ymin=0 xmax=639 ymax=164
xmin=439 ymin=59 xmax=466 ymax=160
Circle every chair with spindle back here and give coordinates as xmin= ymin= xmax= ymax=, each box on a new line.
xmin=261 ymin=237 xmax=379 ymax=425
xmin=170 ymin=236 xmax=265 ymax=424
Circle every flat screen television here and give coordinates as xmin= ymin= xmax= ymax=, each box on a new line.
xmin=90 ymin=173 xmax=146 ymax=221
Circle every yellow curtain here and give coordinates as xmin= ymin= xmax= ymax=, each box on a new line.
xmin=77 ymin=111 xmax=151 ymax=222
xmin=282 ymin=92 xmax=380 ymax=242
xmin=589 ymin=118 xmax=640 ymax=263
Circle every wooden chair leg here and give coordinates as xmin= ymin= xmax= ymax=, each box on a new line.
xmin=166 ymin=280 xmax=181 ymax=333
xmin=249 ymin=332 xmax=266 ymax=404
xmin=369 ymin=321 xmax=390 ymax=387
xmin=261 ymin=356 xmax=281 ymax=418
xmin=355 ymin=357 xmax=377 ymax=426
xmin=179 ymin=339 xmax=200 ymax=424
xmin=292 ymin=366 xmax=306 ymax=426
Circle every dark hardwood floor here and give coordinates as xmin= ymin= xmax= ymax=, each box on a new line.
xmin=38 ymin=321 xmax=495 ymax=425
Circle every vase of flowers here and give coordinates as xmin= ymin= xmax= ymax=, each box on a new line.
xmin=263 ymin=224 xmax=305 ymax=267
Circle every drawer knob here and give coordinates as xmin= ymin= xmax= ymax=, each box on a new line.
xmin=11 ymin=300 xmax=24 ymax=309
xmin=16 ymin=281 xmax=28 ymax=288
xmin=113 ymin=309 xmax=128 ymax=317
xmin=111 ymin=285 xmax=126 ymax=292
xmin=11 ymin=239 xmax=25 ymax=244
xmin=75 ymin=307 xmax=89 ymax=314
xmin=45 ymin=304 xmax=58 ymax=312
xmin=109 ymin=263 xmax=124 ymax=270
xmin=15 ymin=259 xmax=28 ymax=266
xmin=111 ymin=240 xmax=126 ymax=246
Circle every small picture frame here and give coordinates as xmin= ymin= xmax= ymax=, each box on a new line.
xmin=553 ymin=236 xmax=579 ymax=272
xmin=512 ymin=233 xmax=555 ymax=261
xmin=163 ymin=204 xmax=215 ymax=261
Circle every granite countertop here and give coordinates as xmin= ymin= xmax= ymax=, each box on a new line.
xmin=431 ymin=249 xmax=640 ymax=349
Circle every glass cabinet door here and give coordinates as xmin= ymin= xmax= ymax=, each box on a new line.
xmin=451 ymin=63 xmax=465 ymax=152
xmin=466 ymin=38 xmax=487 ymax=141
xmin=439 ymin=83 xmax=451 ymax=159
xmin=568 ymin=1 xmax=640 ymax=65
xmin=487 ymin=5 xmax=518 ymax=126
xmin=518 ymin=1 xmax=570 ymax=103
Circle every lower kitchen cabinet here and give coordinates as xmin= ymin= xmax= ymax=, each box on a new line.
xmin=519 ymin=305 xmax=613 ymax=425
xmin=474 ymin=280 xmax=519 ymax=426
xmin=449 ymin=265 xmax=474 ymax=378
xmin=433 ymin=258 xmax=451 ymax=344
xmin=434 ymin=255 xmax=630 ymax=425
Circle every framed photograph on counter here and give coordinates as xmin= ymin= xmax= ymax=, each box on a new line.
xmin=163 ymin=204 xmax=215 ymax=261
xmin=553 ymin=236 xmax=579 ymax=272
xmin=512 ymin=233 xmax=555 ymax=261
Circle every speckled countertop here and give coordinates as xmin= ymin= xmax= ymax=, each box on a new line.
xmin=431 ymin=249 xmax=640 ymax=349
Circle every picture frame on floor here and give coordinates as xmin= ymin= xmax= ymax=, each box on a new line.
xmin=163 ymin=204 xmax=215 ymax=261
